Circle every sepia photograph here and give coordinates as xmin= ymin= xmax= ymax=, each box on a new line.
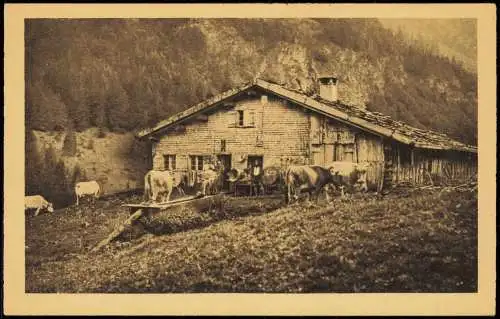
xmin=4 ymin=3 xmax=496 ymax=316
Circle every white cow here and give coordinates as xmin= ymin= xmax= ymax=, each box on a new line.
xmin=143 ymin=170 xmax=174 ymax=203
xmin=25 ymin=195 xmax=54 ymax=216
xmin=199 ymin=164 xmax=222 ymax=196
xmin=75 ymin=181 xmax=101 ymax=206
xmin=325 ymin=161 xmax=372 ymax=197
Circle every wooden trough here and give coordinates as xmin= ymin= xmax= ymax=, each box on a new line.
xmin=91 ymin=193 xmax=233 ymax=252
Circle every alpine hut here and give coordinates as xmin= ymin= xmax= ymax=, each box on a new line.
xmin=136 ymin=77 xmax=477 ymax=192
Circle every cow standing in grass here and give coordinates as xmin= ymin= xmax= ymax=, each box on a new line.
xmin=143 ymin=170 xmax=174 ymax=203
xmin=326 ymin=161 xmax=371 ymax=198
xmin=75 ymin=181 xmax=101 ymax=206
xmin=25 ymin=195 xmax=54 ymax=216
xmin=285 ymin=165 xmax=335 ymax=205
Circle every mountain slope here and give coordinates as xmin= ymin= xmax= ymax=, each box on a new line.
xmin=379 ymin=18 xmax=477 ymax=74
xmin=26 ymin=18 xmax=477 ymax=144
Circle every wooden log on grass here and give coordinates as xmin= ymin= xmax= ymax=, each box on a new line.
xmin=91 ymin=209 xmax=145 ymax=253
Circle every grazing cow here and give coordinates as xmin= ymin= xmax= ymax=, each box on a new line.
xmin=326 ymin=161 xmax=371 ymax=198
xmin=25 ymin=195 xmax=54 ymax=216
xmin=75 ymin=181 xmax=101 ymax=206
xmin=143 ymin=170 xmax=174 ymax=203
xmin=285 ymin=165 xmax=335 ymax=204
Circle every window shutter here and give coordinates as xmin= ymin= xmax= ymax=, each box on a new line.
xmin=152 ymin=143 xmax=157 ymax=157
xmin=248 ymin=110 xmax=255 ymax=127
xmin=163 ymin=155 xmax=169 ymax=170
xmin=229 ymin=111 xmax=237 ymax=127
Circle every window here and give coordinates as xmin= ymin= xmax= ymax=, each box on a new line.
xmin=237 ymin=110 xmax=244 ymax=126
xmin=163 ymin=154 xmax=176 ymax=170
xmin=190 ymin=155 xmax=204 ymax=171
xmin=232 ymin=109 xmax=256 ymax=128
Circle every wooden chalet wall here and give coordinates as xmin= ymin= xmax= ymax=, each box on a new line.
xmin=152 ymin=89 xmax=310 ymax=173
xmin=309 ymin=113 xmax=385 ymax=191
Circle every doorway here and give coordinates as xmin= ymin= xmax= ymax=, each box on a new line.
xmin=247 ymin=155 xmax=264 ymax=171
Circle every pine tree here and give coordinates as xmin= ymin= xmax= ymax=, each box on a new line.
xmin=25 ymin=129 xmax=43 ymax=195
xmin=40 ymin=145 xmax=58 ymax=202
xmin=53 ymin=159 xmax=71 ymax=207
xmin=62 ymin=127 xmax=78 ymax=156
xmin=72 ymin=164 xmax=86 ymax=185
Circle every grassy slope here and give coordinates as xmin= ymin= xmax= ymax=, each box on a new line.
xmin=26 ymin=188 xmax=477 ymax=293
xmin=33 ymin=128 xmax=149 ymax=196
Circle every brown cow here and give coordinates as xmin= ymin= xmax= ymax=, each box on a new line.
xmin=285 ymin=165 xmax=335 ymax=204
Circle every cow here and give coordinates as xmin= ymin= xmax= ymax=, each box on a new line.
xmin=171 ymin=171 xmax=187 ymax=197
xmin=143 ymin=170 xmax=174 ymax=203
xmin=285 ymin=165 xmax=335 ymax=205
xmin=199 ymin=164 xmax=220 ymax=196
xmin=325 ymin=161 xmax=371 ymax=198
xmin=25 ymin=195 xmax=54 ymax=216
xmin=75 ymin=181 xmax=101 ymax=206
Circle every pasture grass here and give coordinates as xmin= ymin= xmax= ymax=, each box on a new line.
xmin=25 ymin=187 xmax=477 ymax=293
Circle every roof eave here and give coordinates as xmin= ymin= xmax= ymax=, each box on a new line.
xmin=414 ymin=143 xmax=478 ymax=153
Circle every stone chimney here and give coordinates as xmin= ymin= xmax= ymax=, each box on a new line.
xmin=318 ymin=76 xmax=338 ymax=102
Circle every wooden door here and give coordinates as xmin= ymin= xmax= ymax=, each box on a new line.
xmin=324 ymin=144 xmax=334 ymax=164
xmin=312 ymin=148 xmax=324 ymax=166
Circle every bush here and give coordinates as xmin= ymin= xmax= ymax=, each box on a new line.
xmin=86 ymin=138 xmax=94 ymax=150
xmin=311 ymin=48 xmax=329 ymax=64
xmin=72 ymin=164 xmax=86 ymax=185
xmin=96 ymin=127 xmax=106 ymax=138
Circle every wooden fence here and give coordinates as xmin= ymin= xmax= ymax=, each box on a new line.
xmin=393 ymin=155 xmax=477 ymax=186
